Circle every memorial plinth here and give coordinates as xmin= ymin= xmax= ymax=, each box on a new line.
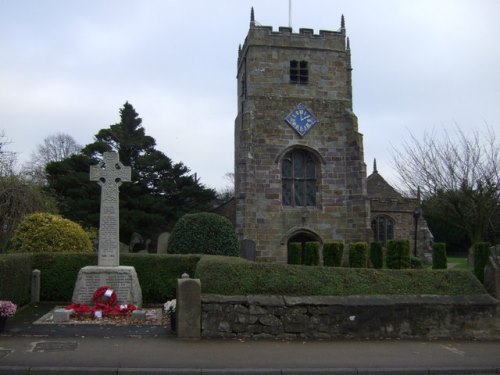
xmin=71 ymin=152 xmax=142 ymax=307
xmin=72 ymin=266 xmax=142 ymax=307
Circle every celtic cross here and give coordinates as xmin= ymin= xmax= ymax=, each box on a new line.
xmin=90 ymin=152 xmax=131 ymax=267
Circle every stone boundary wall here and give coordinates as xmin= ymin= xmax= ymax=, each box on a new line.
xmin=201 ymin=294 xmax=499 ymax=340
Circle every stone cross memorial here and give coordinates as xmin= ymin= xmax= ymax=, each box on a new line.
xmin=90 ymin=152 xmax=131 ymax=267
xmin=72 ymin=152 xmax=142 ymax=307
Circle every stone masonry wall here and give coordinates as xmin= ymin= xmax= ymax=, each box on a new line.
xmin=234 ymin=24 xmax=369 ymax=262
xmin=201 ymin=294 xmax=499 ymax=340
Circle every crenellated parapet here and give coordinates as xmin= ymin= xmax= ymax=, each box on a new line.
xmin=238 ymin=8 xmax=349 ymax=68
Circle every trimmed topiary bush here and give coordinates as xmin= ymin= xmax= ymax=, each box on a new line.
xmin=369 ymin=242 xmax=384 ymax=269
xmin=432 ymin=242 xmax=447 ymax=269
xmin=9 ymin=212 xmax=93 ymax=253
xmin=349 ymin=242 xmax=368 ymax=268
xmin=168 ymin=212 xmax=239 ymax=256
xmin=303 ymin=242 xmax=320 ymax=266
xmin=473 ymin=242 xmax=490 ymax=283
xmin=288 ymin=242 xmax=302 ymax=264
xmin=323 ymin=242 xmax=344 ymax=267
xmin=386 ymin=240 xmax=411 ymax=269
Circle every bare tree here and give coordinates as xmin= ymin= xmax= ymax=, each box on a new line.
xmin=0 ymin=176 xmax=57 ymax=251
xmin=216 ymin=172 xmax=234 ymax=200
xmin=36 ymin=132 xmax=82 ymax=165
xmin=0 ymin=131 xmax=17 ymax=177
xmin=392 ymin=126 xmax=499 ymax=244
xmin=0 ymin=131 xmax=57 ymax=251
xmin=25 ymin=132 xmax=82 ymax=184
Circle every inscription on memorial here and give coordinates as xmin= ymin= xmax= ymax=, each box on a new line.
xmin=77 ymin=271 xmax=133 ymax=304
xmin=90 ymin=152 xmax=131 ymax=267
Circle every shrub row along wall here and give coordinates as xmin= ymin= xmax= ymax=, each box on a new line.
xmin=201 ymin=294 xmax=499 ymax=340
xmin=0 ymin=253 xmax=200 ymax=305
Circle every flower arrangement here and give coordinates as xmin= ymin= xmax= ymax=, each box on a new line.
xmin=65 ymin=286 xmax=137 ymax=318
xmin=0 ymin=300 xmax=17 ymax=318
xmin=164 ymin=299 xmax=176 ymax=314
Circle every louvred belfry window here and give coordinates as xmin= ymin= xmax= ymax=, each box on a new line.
xmin=290 ymin=60 xmax=308 ymax=84
xmin=282 ymin=149 xmax=317 ymax=207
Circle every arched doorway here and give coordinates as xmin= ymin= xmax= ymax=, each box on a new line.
xmin=287 ymin=231 xmax=322 ymax=265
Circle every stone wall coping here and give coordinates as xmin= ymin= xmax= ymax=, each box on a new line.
xmin=202 ymin=294 xmax=498 ymax=307
xmin=201 ymin=294 xmax=248 ymax=304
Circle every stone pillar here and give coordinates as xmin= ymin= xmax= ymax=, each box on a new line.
xmin=31 ymin=269 xmax=40 ymax=305
xmin=176 ymin=273 xmax=201 ymax=339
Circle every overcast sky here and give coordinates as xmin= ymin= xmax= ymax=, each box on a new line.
xmin=1 ymin=0 xmax=499 ymax=191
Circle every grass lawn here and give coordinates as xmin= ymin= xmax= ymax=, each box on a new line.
xmin=447 ymin=256 xmax=471 ymax=271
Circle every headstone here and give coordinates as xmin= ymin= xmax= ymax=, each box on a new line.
xmin=157 ymin=232 xmax=170 ymax=253
xmin=119 ymin=242 xmax=130 ymax=254
xmin=72 ymin=152 xmax=142 ymax=307
xmin=129 ymin=232 xmax=144 ymax=252
xmin=240 ymin=239 xmax=256 ymax=261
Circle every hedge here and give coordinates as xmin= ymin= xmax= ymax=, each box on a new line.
xmin=4 ymin=252 xmax=201 ymax=304
xmin=473 ymin=242 xmax=490 ymax=283
xmin=369 ymin=242 xmax=384 ymax=269
xmin=386 ymin=240 xmax=411 ymax=269
xmin=287 ymin=242 xmax=301 ymax=265
xmin=121 ymin=254 xmax=200 ymax=302
xmin=349 ymin=242 xmax=368 ymax=268
xmin=432 ymin=242 xmax=447 ymax=269
xmin=0 ymin=253 xmax=32 ymax=306
xmin=194 ymin=256 xmax=486 ymax=296
xmin=303 ymin=242 xmax=320 ymax=266
xmin=323 ymin=242 xmax=343 ymax=267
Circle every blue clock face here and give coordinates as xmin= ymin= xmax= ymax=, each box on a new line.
xmin=285 ymin=103 xmax=318 ymax=136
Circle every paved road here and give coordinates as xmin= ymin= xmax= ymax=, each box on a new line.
xmin=1 ymin=335 xmax=499 ymax=374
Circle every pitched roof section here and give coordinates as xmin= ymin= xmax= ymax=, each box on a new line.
xmin=367 ymin=171 xmax=402 ymax=200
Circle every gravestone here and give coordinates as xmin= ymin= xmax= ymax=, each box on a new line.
xmin=72 ymin=152 xmax=142 ymax=307
xmin=240 ymin=239 xmax=256 ymax=261
xmin=157 ymin=232 xmax=170 ymax=253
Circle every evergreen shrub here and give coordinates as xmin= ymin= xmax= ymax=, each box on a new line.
xmin=287 ymin=242 xmax=302 ymax=264
xmin=386 ymin=240 xmax=411 ymax=269
xmin=195 ymin=256 xmax=486 ymax=296
xmin=122 ymin=254 xmax=201 ymax=302
xmin=432 ymin=242 xmax=447 ymax=269
xmin=473 ymin=242 xmax=490 ymax=283
xmin=369 ymin=242 xmax=384 ymax=269
xmin=9 ymin=213 xmax=93 ymax=253
xmin=168 ymin=213 xmax=239 ymax=256
xmin=323 ymin=242 xmax=344 ymax=267
xmin=0 ymin=254 xmax=32 ymax=305
xmin=303 ymin=242 xmax=320 ymax=266
xmin=349 ymin=242 xmax=368 ymax=268
xmin=32 ymin=252 xmax=97 ymax=301
xmin=29 ymin=252 xmax=201 ymax=303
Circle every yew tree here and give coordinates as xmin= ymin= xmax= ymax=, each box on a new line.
xmin=46 ymin=102 xmax=216 ymax=247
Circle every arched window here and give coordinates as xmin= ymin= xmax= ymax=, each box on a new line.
xmin=282 ymin=149 xmax=317 ymax=207
xmin=371 ymin=216 xmax=394 ymax=243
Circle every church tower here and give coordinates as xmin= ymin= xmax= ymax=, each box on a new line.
xmin=234 ymin=9 xmax=369 ymax=262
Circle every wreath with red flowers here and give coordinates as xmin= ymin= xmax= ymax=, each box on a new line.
xmin=93 ymin=286 xmax=117 ymax=310
xmin=66 ymin=286 xmax=137 ymax=318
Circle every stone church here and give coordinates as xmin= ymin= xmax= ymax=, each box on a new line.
xmin=219 ymin=9 xmax=432 ymax=262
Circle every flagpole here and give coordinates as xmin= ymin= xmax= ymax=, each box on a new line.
xmin=289 ymin=0 xmax=292 ymax=28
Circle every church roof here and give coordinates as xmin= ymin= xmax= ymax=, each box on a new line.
xmin=366 ymin=161 xmax=403 ymax=200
